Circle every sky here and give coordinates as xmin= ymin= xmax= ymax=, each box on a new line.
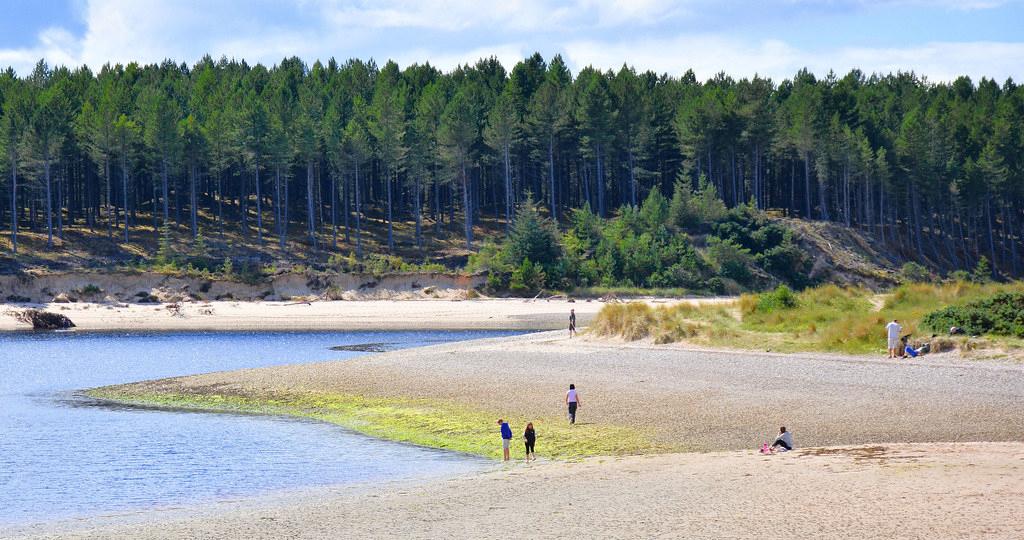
xmin=0 ymin=0 xmax=1022 ymax=82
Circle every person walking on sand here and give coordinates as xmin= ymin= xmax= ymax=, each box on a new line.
xmin=498 ymin=419 xmax=513 ymax=461
xmin=523 ymin=422 xmax=536 ymax=461
xmin=770 ymin=426 xmax=793 ymax=452
xmin=569 ymin=309 xmax=577 ymax=338
xmin=566 ymin=384 xmax=580 ymax=424
xmin=886 ymin=319 xmax=902 ymax=358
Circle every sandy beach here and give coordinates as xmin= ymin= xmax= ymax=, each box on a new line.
xmin=0 ymin=298 xmax=625 ymax=332
xmin=11 ymin=442 xmax=1023 ymax=540
xmin=6 ymin=312 xmax=1024 ymax=538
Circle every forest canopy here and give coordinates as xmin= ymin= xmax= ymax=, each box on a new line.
xmin=0 ymin=53 xmax=1021 ymax=282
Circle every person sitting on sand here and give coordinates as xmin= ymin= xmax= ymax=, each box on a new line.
xmin=566 ymin=384 xmax=580 ymax=424
xmin=498 ymin=419 xmax=513 ymax=461
xmin=771 ymin=426 xmax=793 ymax=452
xmin=569 ymin=309 xmax=577 ymax=338
xmin=523 ymin=422 xmax=536 ymax=461
xmin=886 ymin=319 xmax=902 ymax=358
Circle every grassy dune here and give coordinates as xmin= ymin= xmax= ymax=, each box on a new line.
xmin=87 ymin=388 xmax=659 ymax=460
xmin=592 ymin=281 xmax=1024 ymax=356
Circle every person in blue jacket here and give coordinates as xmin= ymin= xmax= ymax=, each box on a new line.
xmin=497 ymin=419 xmax=513 ymax=461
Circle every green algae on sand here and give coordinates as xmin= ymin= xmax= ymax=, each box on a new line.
xmin=87 ymin=387 xmax=661 ymax=460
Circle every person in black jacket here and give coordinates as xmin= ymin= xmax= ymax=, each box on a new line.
xmin=523 ymin=422 xmax=536 ymax=461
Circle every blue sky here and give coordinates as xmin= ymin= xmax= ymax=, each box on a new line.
xmin=1 ymin=0 xmax=1022 ymax=82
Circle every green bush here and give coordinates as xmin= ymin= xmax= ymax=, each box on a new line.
xmin=922 ymin=292 xmax=1024 ymax=337
xmin=509 ymin=259 xmax=546 ymax=295
xmin=900 ymin=262 xmax=931 ymax=283
xmin=756 ymin=285 xmax=799 ymax=313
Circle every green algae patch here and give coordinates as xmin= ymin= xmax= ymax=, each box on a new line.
xmin=86 ymin=387 xmax=660 ymax=460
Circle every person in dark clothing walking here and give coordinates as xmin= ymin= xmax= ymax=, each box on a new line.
xmin=566 ymin=384 xmax=580 ymax=424
xmin=523 ymin=422 xmax=536 ymax=461
xmin=569 ymin=309 xmax=577 ymax=337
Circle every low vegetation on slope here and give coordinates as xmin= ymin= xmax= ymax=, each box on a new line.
xmin=470 ymin=186 xmax=815 ymax=296
xmin=592 ymin=281 xmax=1024 ymax=356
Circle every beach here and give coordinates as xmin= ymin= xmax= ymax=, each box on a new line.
xmin=13 ymin=442 xmax=1023 ymax=539
xmin=6 ymin=306 xmax=1024 ymax=539
xmin=0 ymin=298 xmax=620 ymax=332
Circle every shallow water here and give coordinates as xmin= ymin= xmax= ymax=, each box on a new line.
xmin=0 ymin=329 xmax=521 ymax=526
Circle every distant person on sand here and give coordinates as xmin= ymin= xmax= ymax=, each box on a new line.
xmin=523 ymin=422 xmax=536 ymax=461
xmin=886 ymin=319 xmax=902 ymax=358
xmin=569 ymin=309 xmax=577 ymax=337
xmin=771 ymin=426 xmax=793 ymax=452
xmin=566 ymin=384 xmax=580 ymax=424
xmin=498 ymin=419 xmax=513 ymax=461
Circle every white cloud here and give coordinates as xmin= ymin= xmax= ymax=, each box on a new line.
xmin=564 ymin=34 xmax=1024 ymax=82
xmin=0 ymin=0 xmax=1021 ymax=83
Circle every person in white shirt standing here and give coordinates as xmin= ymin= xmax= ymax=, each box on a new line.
xmin=886 ymin=319 xmax=902 ymax=358
xmin=566 ymin=384 xmax=580 ymax=424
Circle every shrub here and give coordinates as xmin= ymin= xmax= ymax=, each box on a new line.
xmin=922 ymin=292 xmax=1024 ymax=337
xmin=509 ymin=259 xmax=546 ymax=295
xmin=707 ymin=236 xmax=753 ymax=284
xmin=948 ymin=270 xmax=971 ymax=282
xmin=78 ymin=284 xmax=102 ymax=296
xmin=972 ymin=256 xmax=992 ymax=282
xmin=900 ymin=262 xmax=931 ymax=283
xmin=756 ymin=285 xmax=799 ymax=313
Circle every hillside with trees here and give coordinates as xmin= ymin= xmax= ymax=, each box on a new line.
xmin=0 ymin=54 xmax=1021 ymax=291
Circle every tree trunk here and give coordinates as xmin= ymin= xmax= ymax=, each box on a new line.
xmin=386 ymin=164 xmax=394 ymax=251
xmin=45 ymin=152 xmax=53 ymax=247
xmin=189 ymin=159 xmax=197 ymax=241
xmin=331 ymin=170 xmax=337 ymax=248
xmin=10 ymin=155 xmax=17 ymax=254
xmin=158 ymin=158 xmax=168 ymax=225
xmin=462 ymin=160 xmax=472 ymax=250
xmin=628 ymin=149 xmax=637 ymax=207
xmin=254 ymin=159 xmax=263 ymax=245
xmin=343 ymin=170 xmax=350 ymax=244
xmin=548 ymin=135 xmax=556 ymax=220
xmin=306 ymin=159 xmax=316 ymax=248
xmin=355 ymin=161 xmax=363 ymax=259
xmin=123 ymin=153 xmax=131 ymax=243
xmin=596 ymin=145 xmax=606 ymax=218
xmin=414 ymin=175 xmax=422 ymax=250
xmin=803 ymin=153 xmax=811 ymax=218
xmin=504 ymin=144 xmax=512 ymax=233
xmin=985 ymin=193 xmax=997 ymax=277
xmin=105 ymin=157 xmax=113 ymax=241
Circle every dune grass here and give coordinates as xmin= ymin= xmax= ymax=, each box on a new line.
xmin=592 ymin=281 xmax=1024 ymax=355
xmin=87 ymin=387 xmax=661 ymax=460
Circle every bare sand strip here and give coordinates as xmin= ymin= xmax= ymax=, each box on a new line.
xmin=11 ymin=443 xmax=1024 ymax=539
xmin=0 ymin=298 xmax=614 ymax=332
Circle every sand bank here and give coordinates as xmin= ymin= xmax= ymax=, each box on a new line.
xmin=0 ymin=298 xmax=650 ymax=332
xmin=11 ymin=442 xmax=1023 ymax=539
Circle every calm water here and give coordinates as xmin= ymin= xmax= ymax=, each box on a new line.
xmin=0 ymin=329 xmax=521 ymax=526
